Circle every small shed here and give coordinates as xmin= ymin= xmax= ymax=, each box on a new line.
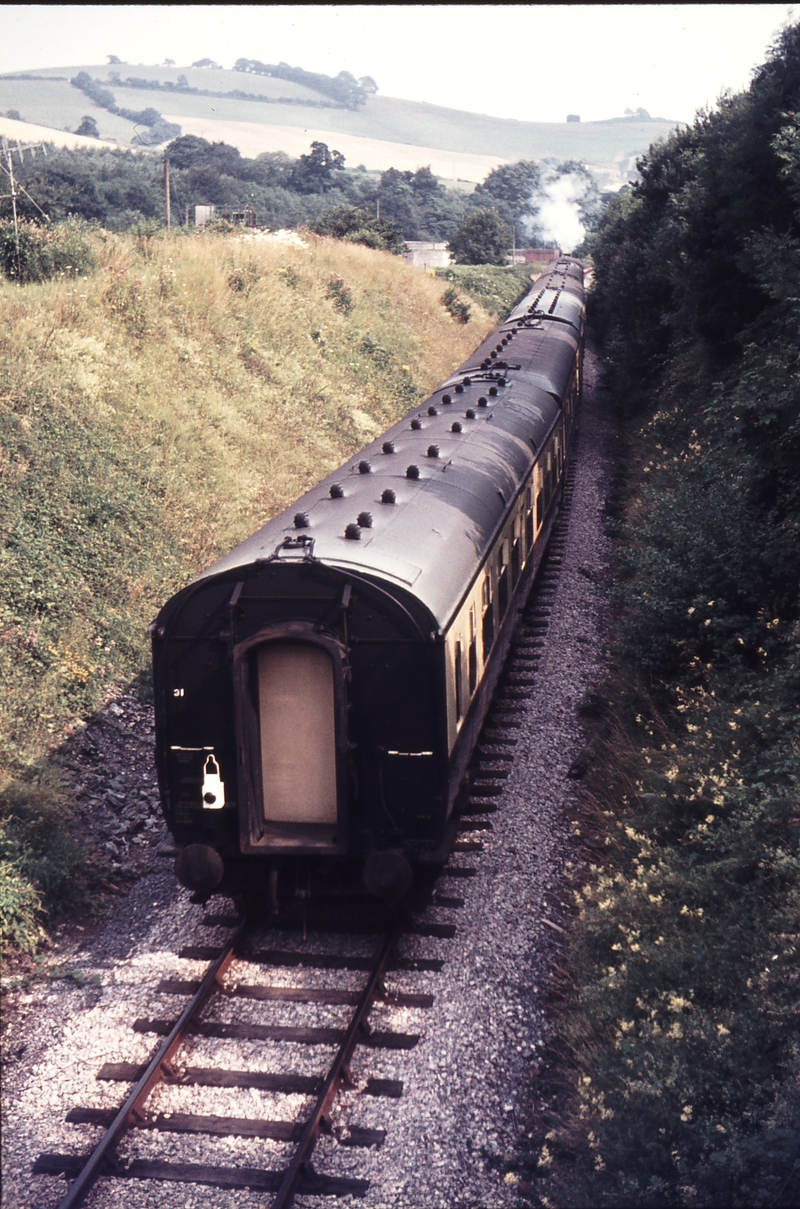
xmin=404 ymin=241 xmax=451 ymax=270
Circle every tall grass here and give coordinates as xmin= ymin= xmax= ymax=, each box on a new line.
xmin=0 ymin=226 xmax=495 ymax=948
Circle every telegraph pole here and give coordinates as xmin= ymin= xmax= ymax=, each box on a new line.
xmin=0 ymin=136 xmax=49 ymax=281
xmin=164 ymin=156 xmax=171 ymax=229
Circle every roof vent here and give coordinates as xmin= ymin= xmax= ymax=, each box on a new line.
xmin=465 ymin=409 xmax=476 ymax=420
xmin=442 ymin=393 xmax=452 ymax=404
xmin=427 ymin=444 xmax=440 ymax=458
xmin=490 ymin=350 xmax=498 ymax=359
xmin=381 ymin=488 xmax=396 ymax=504
xmin=498 ymin=377 xmax=507 ymax=386
xmin=294 ymin=512 xmax=309 ymax=528
xmin=330 ymin=483 xmax=344 ymax=498
xmin=382 ymin=440 xmax=395 ymax=454
xmin=344 ymin=523 xmax=361 ymax=540
xmin=478 ymin=396 xmax=488 ymax=407
xmin=411 ymin=418 xmax=422 ymax=430
xmin=428 ymin=405 xmax=438 ymax=416
xmin=455 ymin=383 xmax=464 ymax=394
xmin=406 ymin=464 xmax=420 ymax=479
xmin=357 ymin=511 xmax=373 ymax=528
xmin=358 ymin=460 xmax=372 ymax=474
xmin=488 ymin=386 xmax=498 ymax=397
xmin=451 ymin=421 xmax=463 ymax=433
xmin=463 ymin=376 xmax=471 ymax=386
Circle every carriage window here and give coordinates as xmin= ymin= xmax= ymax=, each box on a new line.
xmin=257 ymin=643 xmax=337 ymax=824
xmin=536 ymin=489 xmax=544 ymax=529
xmin=498 ymin=546 xmax=509 ymax=616
xmin=511 ymin=516 xmax=521 ymax=584
xmin=468 ymin=606 xmax=477 ymax=694
xmin=482 ymin=574 xmax=494 ymax=656
xmin=454 ymin=640 xmax=464 ymax=721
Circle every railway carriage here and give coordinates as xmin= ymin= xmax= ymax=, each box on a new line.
xmin=151 ymin=257 xmax=585 ymax=902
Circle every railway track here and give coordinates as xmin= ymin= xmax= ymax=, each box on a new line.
xmin=29 ymin=447 xmax=582 ymax=1209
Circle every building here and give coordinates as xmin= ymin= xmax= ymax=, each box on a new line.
xmin=508 ymin=247 xmax=562 ymax=265
xmin=403 ymin=241 xmax=452 ymax=270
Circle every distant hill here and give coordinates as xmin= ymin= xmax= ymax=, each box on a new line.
xmin=0 ymin=63 xmax=681 ymax=186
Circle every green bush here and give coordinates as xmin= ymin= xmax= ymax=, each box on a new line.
xmin=0 ymin=772 xmax=93 ymax=952
xmin=440 ymin=284 xmax=471 ymax=324
xmin=0 ymin=218 xmax=98 ymax=284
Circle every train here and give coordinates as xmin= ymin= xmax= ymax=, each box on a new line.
xmin=150 ymin=256 xmax=586 ymax=906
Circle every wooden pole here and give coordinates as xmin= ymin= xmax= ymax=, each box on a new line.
xmin=164 ymin=157 xmax=171 ymax=229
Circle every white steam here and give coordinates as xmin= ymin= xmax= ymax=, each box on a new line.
xmin=524 ymin=170 xmax=596 ymax=253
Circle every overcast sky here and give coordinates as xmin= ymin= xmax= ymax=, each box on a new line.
xmin=2 ymin=4 xmax=794 ymax=125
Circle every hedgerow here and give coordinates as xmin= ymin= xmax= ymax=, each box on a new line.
xmin=525 ymin=21 xmax=800 ymax=1209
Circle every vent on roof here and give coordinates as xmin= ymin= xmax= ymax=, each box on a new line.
xmin=465 ymin=409 xmax=476 ymax=420
xmin=427 ymin=444 xmax=440 ymax=458
xmin=330 ymin=483 xmax=344 ymax=498
xmin=451 ymin=421 xmax=463 ymax=433
xmin=406 ymin=464 xmax=420 ymax=479
xmin=478 ymin=397 xmax=488 ymax=407
xmin=428 ymin=405 xmax=438 ymax=416
xmin=381 ymin=488 xmax=396 ymax=504
xmin=357 ymin=511 xmax=373 ymax=528
xmin=358 ymin=460 xmax=372 ymax=474
xmin=345 ymin=523 xmax=361 ymax=540
xmin=411 ymin=418 xmax=422 ymax=430
xmin=442 ymin=393 xmax=452 ymax=404
xmin=294 ymin=512 xmax=309 ymax=528
xmin=382 ymin=441 xmax=395 ymax=454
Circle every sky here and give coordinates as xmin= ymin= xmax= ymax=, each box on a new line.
xmin=2 ymin=4 xmax=795 ymax=126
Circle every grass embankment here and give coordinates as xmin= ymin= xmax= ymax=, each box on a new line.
xmin=0 ymin=226 xmax=498 ymax=949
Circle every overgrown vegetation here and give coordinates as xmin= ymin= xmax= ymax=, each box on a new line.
xmin=529 ymin=22 xmax=800 ymax=1209
xmin=0 ymin=216 xmax=98 ymax=283
xmin=0 ymin=227 xmax=494 ymax=951
xmin=434 ymin=264 xmax=541 ymax=317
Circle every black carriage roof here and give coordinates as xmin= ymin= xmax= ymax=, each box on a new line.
xmin=193 ymin=267 xmax=583 ymax=630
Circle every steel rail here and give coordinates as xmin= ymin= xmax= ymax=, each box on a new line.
xmin=270 ymin=926 xmax=399 ymax=1209
xmin=58 ymin=917 xmax=249 ymax=1209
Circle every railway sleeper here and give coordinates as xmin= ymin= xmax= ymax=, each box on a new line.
xmin=65 ymin=1107 xmax=386 ymax=1148
xmin=33 ymin=1154 xmax=370 ymax=1197
xmin=97 ymin=1062 xmax=404 ymax=1099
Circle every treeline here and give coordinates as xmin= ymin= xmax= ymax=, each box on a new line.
xmin=529 ymin=21 xmax=800 ymax=1209
xmin=233 ymin=59 xmax=376 ymax=109
xmin=71 ymin=72 xmax=180 ymax=145
xmin=0 ymin=134 xmax=587 ymax=246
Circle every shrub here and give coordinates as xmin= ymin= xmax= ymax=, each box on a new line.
xmin=0 ymin=772 xmax=93 ymax=952
xmin=441 ymin=284 xmax=470 ymax=323
xmin=325 ymin=273 xmax=354 ymax=313
xmin=0 ymin=218 xmax=98 ymax=284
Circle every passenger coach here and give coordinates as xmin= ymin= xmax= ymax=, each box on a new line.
xmin=151 ymin=258 xmax=585 ymax=902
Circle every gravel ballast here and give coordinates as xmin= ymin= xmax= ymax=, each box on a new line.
xmin=1 ymin=345 xmax=615 ymax=1209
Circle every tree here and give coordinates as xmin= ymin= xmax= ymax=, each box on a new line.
xmin=75 ymin=116 xmax=100 ymax=138
xmin=107 ymin=55 xmax=122 ymax=65
xmin=289 ymin=141 xmax=346 ymax=193
xmin=472 ymin=160 xmax=541 ymax=243
xmin=192 ymin=58 xmax=222 ymax=69
xmin=447 ymin=208 xmax=510 ymax=265
xmin=358 ymin=76 xmax=378 ymax=94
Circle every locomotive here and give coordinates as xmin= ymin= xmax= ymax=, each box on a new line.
xmin=150 ymin=257 xmax=585 ymax=904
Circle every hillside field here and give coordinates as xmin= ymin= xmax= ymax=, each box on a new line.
xmin=1 ymin=64 xmax=680 ymax=185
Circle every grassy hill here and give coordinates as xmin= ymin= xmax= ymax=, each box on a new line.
xmin=0 ymin=226 xmax=511 ymax=947
xmin=0 ymin=229 xmax=499 ymax=769
xmin=1 ymin=64 xmax=679 ymax=183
